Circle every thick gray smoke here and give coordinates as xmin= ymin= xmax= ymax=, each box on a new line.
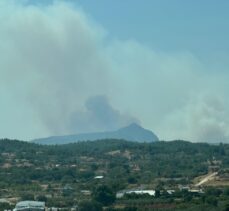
xmin=0 ymin=1 xmax=229 ymax=142
xmin=0 ymin=1 xmax=138 ymax=139
xmin=68 ymin=95 xmax=139 ymax=133
xmin=159 ymin=95 xmax=229 ymax=142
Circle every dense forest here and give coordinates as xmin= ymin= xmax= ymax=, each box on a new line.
xmin=0 ymin=139 xmax=229 ymax=210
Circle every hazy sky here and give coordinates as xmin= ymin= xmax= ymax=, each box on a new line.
xmin=1 ymin=0 xmax=229 ymax=142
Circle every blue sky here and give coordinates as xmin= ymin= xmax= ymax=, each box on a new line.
xmin=76 ymin=0 xmax=229 ymax=52
xmin=0 ymin=0 xmax=229 ymax=142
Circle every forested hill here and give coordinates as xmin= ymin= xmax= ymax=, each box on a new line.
xmin=0 ymin=138 xmax=228 ymax=183
xmin=32 ymin=123 xmax=159 ymax=145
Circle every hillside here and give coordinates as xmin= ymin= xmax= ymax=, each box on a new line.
xmin=32 ymin=123 xmax=159 ymax=145
xmin=1 ymin=139 xmax=229 ymax=210
xmin=0 ymin=139 xmax=228 ymax=185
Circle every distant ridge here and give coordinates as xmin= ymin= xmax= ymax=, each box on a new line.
xmin=32 ymin=123 xmax=159 ymax=145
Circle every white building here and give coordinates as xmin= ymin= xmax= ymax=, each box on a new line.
xmin=14 ymin=201 xmax=45 ymax=211
xmin=116 ymin=189 xmax=155 ymax=198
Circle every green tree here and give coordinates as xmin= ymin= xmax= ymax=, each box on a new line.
xmin=206 ymin=196 xmax=218 ymax=207
xmin=93 ymin=185 xmax=116 ymax=206
xmin=155 ymin=189 xmax=160 ymax=198
xmin=36 ymin=195 xmax=47 ymax=202
xmin=0 ymin=202 xmax=13 ymax=210
xmin=224 ymin=203 xmax=229 ymax=211
xmin=21 ymin=193 xmax=34 ymax=201
xmin=78 ymin=200 xmax=102 ymax=211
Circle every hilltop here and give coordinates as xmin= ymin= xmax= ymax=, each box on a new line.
xmin=32 ymin=123 xmax=159 ymax=145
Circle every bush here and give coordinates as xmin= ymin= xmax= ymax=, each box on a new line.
xmin=21 ymin=193 xmax=34 ymax=201
xmin=78 ymin=200 xmax=102 ymax=211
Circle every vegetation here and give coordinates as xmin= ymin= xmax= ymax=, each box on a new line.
xmin=1 ymin=138 xmax=229 ymax=210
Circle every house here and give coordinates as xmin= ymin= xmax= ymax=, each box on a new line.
xmin=116 ymin=189 xmax=155 ymax=198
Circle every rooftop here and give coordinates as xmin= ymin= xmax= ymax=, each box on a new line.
xmin=15 ymin=201 xmax=45 ymax=210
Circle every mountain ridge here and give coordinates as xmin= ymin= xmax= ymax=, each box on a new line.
xmin=32 ymin=123 xmax=159 ymax=145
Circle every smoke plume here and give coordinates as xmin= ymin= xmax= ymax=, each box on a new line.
xmin=0 ymin=0 xmax=229 ymax=142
